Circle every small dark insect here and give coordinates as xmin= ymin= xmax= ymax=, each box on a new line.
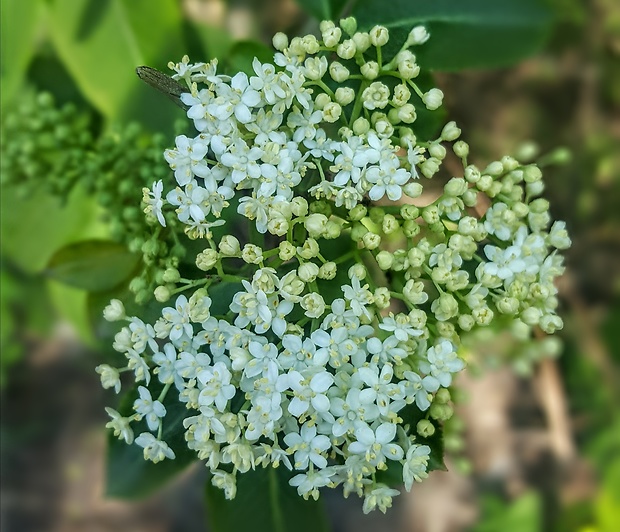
xmin=135 ymin=66 xmax=189 ymax=110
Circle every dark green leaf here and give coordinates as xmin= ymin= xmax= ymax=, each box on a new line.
xmin=46 ymin=240 xmax=140 ymax=292
xmin=225 ymin=41 xmax=274 ymax=76
xmin=354 ymin=0 xmax=553 ymax=71
xmin=205 ymin=466 xmax=330 ymax=532
xmin=106 ymin=383 xmax=197 ymax=499
xmin=296 ymin=0 xmax=352 ymax=20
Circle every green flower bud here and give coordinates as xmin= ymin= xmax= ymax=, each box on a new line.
xmin=337 ymin=39 xmax=357 ymax=60
xmin=362 ymin=232 xmax=381 ymax=250
xmin=402 ymin=219 xmax=421 ymax=238
xmin=335 ymin=87 xmax=355 ymax=106
xmin=403 ymin=183 xmax=423 ymax=199
xmin=420 ymin=157 xmax=440 ymax=178
xmin=407 ymin=247 xmax=426 ymax=268
xmin=305 ymin=213 xmax=329 ymax=237
xmin=435 ymin=388 xmax=451 ymax=404
xmin=318 ymin=261 xmax=337 ymax=280
xmin=521 ymin=307 xmax=542 ymax=326
xmin=382 ymin=214 xmax=399 ymax=234
xmin=272 ymin=32 xmax=289 ymax=50
xmin=422 ymin=88 xmax=443 ymax=110
xmin=416 ymin=419 xmax=436 ymax=437
xmin=349 ymin=263 xmax=367 ymax=280
xmin=441 ymin=121 xmax=461 ymax=141
xmin=196 ymin=249 xmax=219 ymax=270
xmin=464 ymin=165 xmax=481 ymax=183
xmin=329 ymin=61 xmax=350 ymax=83
xmin=241 ymin=244 xmax=263 ymax=264
xmin=496 ymin=297 xmax=520 ymax=315
xmin=219 ymin=235 xmax=241 ymax=256
xmin=453 ymin=140 xmax=469 ymax=158
xmin=339 ymin=16 xmax=357 ymax=36
xmin=462 ymin=189 xmax=479 ymax=207
xmin=485 ymin=161 xmax=504 ymax=177
xmin=458 ymin=314 xmax=475 ymax=331
xmin=422 ymin=205 xmax=440 ymax=224
xmin=297 ymin=238 xmax=320 ymax=260
xmin=526 ymin=180 xmax=545 ymax=197
xmin=369 ymin=25 xmax=389 ymax=46
xmin=361 ymin=61 xmax=379 ymax=79
xmin=350 ymin=222 xmax=369 ymax=243
xmin=298 ymin=262 xmax=319 ymax=283
xmin=162 ymin=267 xmax=180 ymax=283
xmin=279 ymin=241 xmax=296 ymax=261
xmin=352 ymin=117 xmax=371 ymax=135
xmin=444 ymin=177 xmax=468 ymax=197
xmin=349 ymin=204 xmax=367 ymax=221
xmin=376 ymin=250 xmax=394 ymax=270
xmin=374 ymin=287 xmax=391 ymax=309
xmin=430 ymin=403 xmax=453 ymax=421
xmin=523 ymin=165 xmax=542 ymax=183
xmin=154 ymin=285 xmax=172 ymax=303
xmin=103 ymin=299 xmax=126 ymax=321
xmin=291 ymin=197 xmax=308 ymax=217
xmin=476 ymin=174 xmax=493 ymax=191
xmin=323 ymin=102 xmax=342 ymax=123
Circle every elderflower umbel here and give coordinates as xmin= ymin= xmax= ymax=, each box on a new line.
xmin=100 ymin=18 xmax=570 ymax=514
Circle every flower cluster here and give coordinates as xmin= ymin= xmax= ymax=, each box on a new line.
xmin=98 ymin=18 xmax=570 ymax=513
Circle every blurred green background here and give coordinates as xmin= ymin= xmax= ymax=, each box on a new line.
xmin=1 ymin=0 xmax=619 ymax=531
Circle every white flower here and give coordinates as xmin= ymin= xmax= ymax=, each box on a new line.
xmin=105 ymin=407 xmax=134 ymax=444
xmin=419 ymin=340 xmax=464 ymax=387
xmin=96 ymin=364 xmax=121 ymax=393
xmin=349 ymin=423 xmax=404 ymax=466
xmin=284 ymin=423 xmax=331 ymax=469
xmin=289 ymin=468 xmax=334 ymax=500
xmin=403 ymin=444 xmax=431 ymax=491
xmin=197 ymin=362 xmax=236 ymax=412
xmin=135 ymin=432 xmax=176 ymax=463
xmin=278 ymin=369 xmax=334 ymax=419
xmin=134 ymin=386 xmax=167 ymax=431
xmin=363 ymin=485 xmax=400 ymax=514
xmin=164 ymin=135 xmax=210 ymax=186
xmin=366 ymin=159 xmax=411 ymax=201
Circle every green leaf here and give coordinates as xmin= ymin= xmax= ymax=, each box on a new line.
xmin=0 ymin=185 xmax=108 ymax=274
xmin=1 ymin=0 xmax=44 ymax=105
xmin=354 ymin=0 xmax=553 ymax=71
xmin=106 ymin=383 xmax=197 ymax=499
xmin=296 ymin=0 xmax=351 ymax=20
xmin=46 ymin=240 xmax=140 ymax=292
xmin=47 ymin=279 xmax=94 ymax=345
xmin=205 ymin=466 xmax=330 ymax=532
xmin=225 ymin=41 xmax=274 ymax=76
xmin=45 ymin=0 xmax=186 ymax=125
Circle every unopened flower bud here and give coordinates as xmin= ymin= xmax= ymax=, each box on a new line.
xmin=440 ymin=121 xmax=461 ymax=141
xmin=362 ymin=232 xmax=381 ymax=250
xmin=219 ymin=235 xmax=240 ymax=256
xmin=272 ymin=32 xmax=288 ymax=50
xmin=335 ymin=87 xmax=355 ymax=106
xmin=369 ymin=25 xmax=389 ymax=46
xmin=422 ymin=88 xmax=443 ymax=110
xmin=329 ymin=62 xmax=350 ymax=83
xmin=408 ymin=25 xmax=430 ymax=45
xmin=352 ymin=117 xmax=370 ymax=135
xmin=103 ymin=299 xmax=126 ymax=321
xmin=196 ymin=249 xmax=218 ymax=270
xmin=376 ymin=250 xmax=394 ymax=270
xmin=361 ymin=61 xmax=379 ymax=79
xmin=305 ymin=213 xmax=329 ymax=237
xmin=374 ymin=287 xmax=391 ymax=309
xmin=318 ymin=262 xmax=337 ymax=280
xmin=336 ymin=39 xmax=356 ymax=60
xmin=349 ymin=263 xmax=367 ymax=280
xmin=154 ymin=285 xmax=172 ymax=302
xmin=416 ymin=419 xmax=436 ymax=437
xmin=241 ymin=244 xmax=263 ymax=264
xmin=453 ymin=140 xmax=469 ymax=158
xmin=298 ymin=262 xmax=319 ymax=283
xmin=279 ymin=241 xmax=296 ymax=261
